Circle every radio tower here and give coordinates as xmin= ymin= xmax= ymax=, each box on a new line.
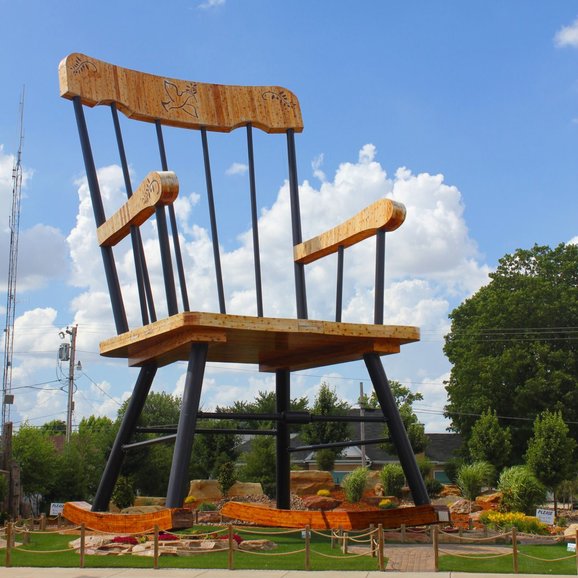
xmin=1 ymin=89 xmax=25 ymax=436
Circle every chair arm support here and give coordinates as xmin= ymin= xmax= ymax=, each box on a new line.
xmin=97 ymin=171 xmax=179 ymax=246
xmin=293 ymin=198 xmax=406 ymax=264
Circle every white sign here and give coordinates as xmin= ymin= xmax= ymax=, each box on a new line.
xmin=49 ymin=503 xmax=65 ymax=516
xmin=536 ymin=508 xmax=555 ymax=525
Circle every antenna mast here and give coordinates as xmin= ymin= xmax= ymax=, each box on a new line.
xmin=1 ymin=88 xmax=25 ymax=434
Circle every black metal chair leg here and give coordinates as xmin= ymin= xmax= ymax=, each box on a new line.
xmin=364 ymin=353 xmax=430 ymax=506
xmin=92 ymin=363 xmax=157 ymax=512
xmin=165 ymin=343 xmax=208 ymax=508
xmin=276 ymin=369 xmax=291 ymax=509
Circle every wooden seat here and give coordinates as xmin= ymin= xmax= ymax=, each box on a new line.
xmin=59 ymin=53 xmax=429 ymax=517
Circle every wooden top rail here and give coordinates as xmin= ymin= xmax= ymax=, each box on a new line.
xmin=59 ymin=53 xmax=304 ymax=133
xmin=97 ymin=171 xmax=179 ymax=246
xmin=294 ymin=198 xmax=406 ymax=264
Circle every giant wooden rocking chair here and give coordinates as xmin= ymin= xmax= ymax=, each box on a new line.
xmin=59 ymin=53 xmax=445 ymax=529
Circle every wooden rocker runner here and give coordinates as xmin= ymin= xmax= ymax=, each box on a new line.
xmin=59 ymin=53 xmax=449 ymax=532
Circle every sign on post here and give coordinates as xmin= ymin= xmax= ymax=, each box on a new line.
xmin=49 ymin=503 xmax=65 ymax=516
xmin=536 ymin=508 xmax=555 ymax=525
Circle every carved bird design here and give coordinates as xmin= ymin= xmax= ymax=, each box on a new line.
xmin=161 ymin=81 xmax=199 ymax=118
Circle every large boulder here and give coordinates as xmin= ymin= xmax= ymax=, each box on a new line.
xmin=449 ymin=498 xmax=482 ymax=515
xmin=290 ymin=470 xmax=334 ymax=495
xmin=188 ymin=480 xmax=221 ymax=500
xmin=302 ymin=495 xmax=341 ymax=511
xmin=229 ymin=481 xmax=264 ymax=497
xmin=475 ymin=492 xmax=502 ymax=510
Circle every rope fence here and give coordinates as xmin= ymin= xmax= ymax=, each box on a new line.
xmin=4 ymin=517 xmax=577 ymax=573
xmin=433 ymin=525 xmax=578 ymax=574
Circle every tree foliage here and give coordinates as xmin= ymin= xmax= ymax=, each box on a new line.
xmin=468 ymin=409 xmax=512 ymax=473
xmin=525 ymin=410 xmax=576 ymax=493
xmin=301 ymin=383 xmax=351 ymax=466
xmin=444 ymin=244 xmax=578 ymax=459
xmin=456 ymin=461 xmax=494 ymax=502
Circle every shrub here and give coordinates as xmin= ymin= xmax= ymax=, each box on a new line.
xmin=380 ymin=464 xmax=405 ymax=498
xmin=217 ymin=461 xmax=237 ymax=498
xmin=379 ymin=498 xmax=396 ymax=509
xmin=317 ymin=488 xmax=331 ymax=497
xmin=498 ymin=466 xmax=546 ymax=514
xmin=457 ymin=461 xmax=494 ymax=501
xmin=426 ymin=477 xmax=443 ymax=499
xmin=198 ymin=501 xmax=218 ymax=511
xmin=342 ymin=467 xmax=369 ymax=503
xmin=316 ymin=448 xmax=337 ymax=471
xmin=111 ymin=476 xmax=135 ymax=510
xmin=479 ymin=510 xmax=549 ymax=535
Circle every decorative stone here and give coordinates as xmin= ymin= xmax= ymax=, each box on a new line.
xmin=229 ymin=481 xmax=264 ymax=497
xmin=449 ymin=498 xmax=482 ymax=514
xmin=301 ymin=495 xmax=341 ymax=511
xmin=564 ymin=524 xmax=578 ymax=540
xmin=439 ymin=484 xmax=461 ymax=497
xmin=188 ymin=479 xmax=222 ymax=500
xmin=290 ymin=470 xmax=334 ymax=495
xmin=120 ymin=505 xmax=166 ymax=515
xmin=475 ymin=492 xmax=502 ymax=510
xmin=239 ymin=539 xmax=278 ymax=551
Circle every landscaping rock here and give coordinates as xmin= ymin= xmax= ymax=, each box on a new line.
xmin=475 ymin=492 xmax=502 ymax=510
xmin=188 ymin=479 xmax=222 ymax=500
xmin=440 ymin=484 xmax=461 ymax=497
xmin=449 ymin=498 xmax=482 ymax=514
xmin=302 ymin=495 xmax=341 ymax=511
xmin=120 ymin=505 xmax=166 ymax=515
xmin=229 ymin=481 xmax=264 ymax=497
xmin=134 ymin=496 xmax=166 ymax=507
xmin=239 ymin=539 xmax=278 ymax=551
xmin=564 ymin=524 xmax=578 ymax=540
xmin=290 ymin=470 xmax=334 ymax=495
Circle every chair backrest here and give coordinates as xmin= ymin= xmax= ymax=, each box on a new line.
xmin=59 ymin=53 xmax=309 ymax=336
xmin=60 ymin=53 xmax=405 ymax=339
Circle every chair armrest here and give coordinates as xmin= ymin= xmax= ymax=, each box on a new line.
xmin=97 ymin=171 xmax=179 ymax=246
xmin=293 ymin=198 xmax=406 ymax=264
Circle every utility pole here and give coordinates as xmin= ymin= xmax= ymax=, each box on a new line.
xmin=65 ymin=325 xmax=78 ymax=443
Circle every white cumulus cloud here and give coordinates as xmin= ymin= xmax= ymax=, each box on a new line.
xmin=554 ymin=18 xmax=578 ymax=48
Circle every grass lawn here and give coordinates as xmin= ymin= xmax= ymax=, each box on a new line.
xmin=2 ymin=526 xmax=382 ymax=571
xmin=440 ymin=543 xmax=578 ymax=575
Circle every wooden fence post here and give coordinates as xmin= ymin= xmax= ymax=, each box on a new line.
xmin=433 ymin=524 xmax=439 ymax=572
xmin=5 ymin=521 xmax=12 ymax=567
xmin=79 ymin=523 xmax=86 ymax=568
xmin=304 ymin=525 xmax=311 ymax=571
xmin=575 ymin=529 xmax=578 ymax=575
xmin=401 ymin=523 xmax=406 ymax=543
xmin=511 ymin=526 xmax=518 ymax=574
xmin=228 ymin=523 xmax=234 ymax=570
xmin=40 ymin=513 xmax=46 ymax=531
xmin=153 ymin=525 xmax=159 ymax=569
xmin=342 ymin=531 xmax=348 ymax=554
xmin=377 ymin=523 xmax=385 ymax=572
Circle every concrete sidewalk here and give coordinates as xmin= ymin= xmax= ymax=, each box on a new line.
xmin=0 ymin=569 xmax=568 ymax=578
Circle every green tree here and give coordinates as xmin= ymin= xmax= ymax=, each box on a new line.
xmin=40 ymin=419 xmax=67 ymax=435
xmin=238 ymin=436 xmax=277 ymax=497
xmin=525 ymin=410 xmax=577 ymax=514
xmin=217 ymin=461 xmax=237 ymax=498
xmin=12 ymin=423 xmax=58 ymax=512
xmin=301 ymin=383 xmax=351 ymax=467
xmin=444 ymin=244 xmax=578 ymax=459
xmin=468 ymin=409 xmax=512 ymax=474
xmin=380 ymin=463 xmax=405 ymax=498
xmin=372 ymin=381 xmax=427 ymax=456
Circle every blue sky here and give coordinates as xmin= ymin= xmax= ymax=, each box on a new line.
xmin=1 ymin=1 xmax=578 ymax=434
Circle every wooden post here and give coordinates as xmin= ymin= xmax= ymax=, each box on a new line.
xmin=194 ymin=509 xmax=199 ymax=525
xmin=370 ymin=523 xmax=376 ymax=557
xmin=484 ymin=524 xmax=488 ymax=538
xmin=153 ymin=524 xmax=159 ymax=569
xmin=432 ymin=524 xmax=439 ymax=572
xmin=512 ymin=526 xmax=518 ymax=574
xmin=228 ymin=523 xmax=234 ymax=570
xmin=23 ymin=527 xmax=30 ymax=545
xmin=57 ymin=513 xmax=62 ymax=529
xmin=342 ymin=531 xmax=348 ymax=554
xmin=401 ymin=523 xmax=406 ymax=543
xmin=304 ymin=525 xmax=311 ymax=571
xmin=377 ymin=523 xmax=385 ymax=572
xmin=40 ymin=513 xmax=46 ymax=531
xmin=5 ymin=521 xmax=12 ymax=567
xmin=80 ymin=523 xmax=86 ymax=568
